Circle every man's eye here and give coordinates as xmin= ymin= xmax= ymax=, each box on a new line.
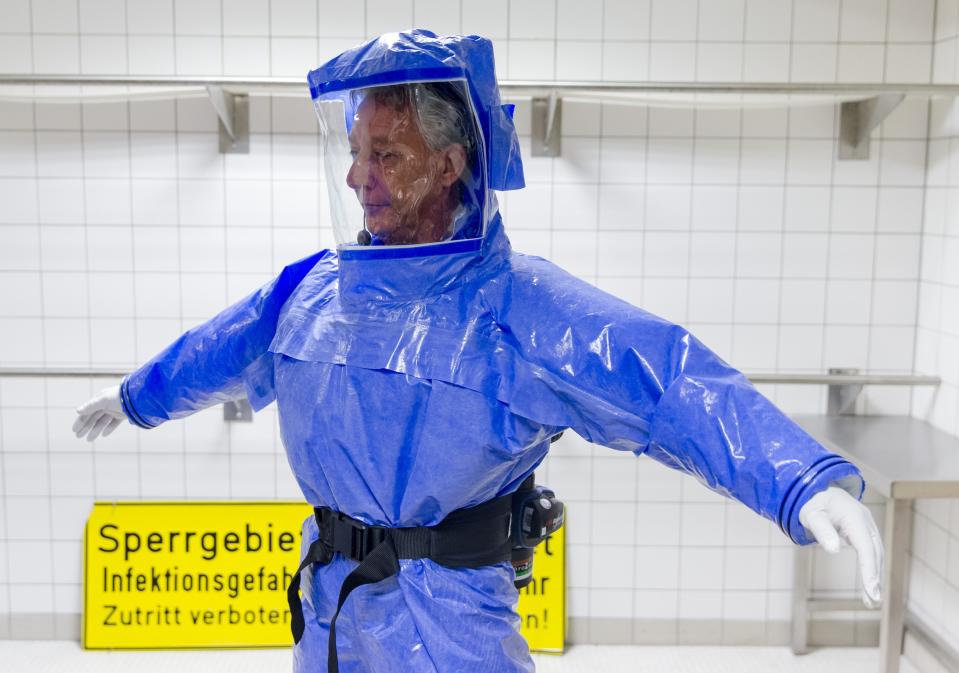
xmin=349 ymin=149 xmax=359 ymax=159
xmin=376 ymin=151 xmax=397 ymax=161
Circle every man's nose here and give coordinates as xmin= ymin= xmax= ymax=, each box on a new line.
xmin=346 ymin=155 xmax=369 ymax=189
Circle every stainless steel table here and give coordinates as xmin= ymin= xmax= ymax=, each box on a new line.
xmin=790 ymin=415 xmax=959 ymax=673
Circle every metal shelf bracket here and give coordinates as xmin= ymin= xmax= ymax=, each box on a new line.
xmin=839 ymin=93 xmax=904 ymax=160
xmin=827 ymin=367 xmax=864 ymax=415
xmin=223 ymin=398 xmax=253 ymax=422
xmin=206 ymin=85 xmax=249 ymax=154
xmin=531 ymin=93 xmax=562 ymax=157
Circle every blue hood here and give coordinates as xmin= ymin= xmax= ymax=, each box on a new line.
xmin=307 ymin=29 xmax=525 ymax=195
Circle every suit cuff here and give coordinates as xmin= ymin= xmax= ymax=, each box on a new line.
xmin=779 ymin=457 xmax=864 ymax=545
xmin=119 ymin=374 xmax=156 ymax=429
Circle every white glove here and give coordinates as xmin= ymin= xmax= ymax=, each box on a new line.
xmin=798 ymin=485 xmax=883 ymax=608
xmin=74 ymin=385 xmax=125 ymax=441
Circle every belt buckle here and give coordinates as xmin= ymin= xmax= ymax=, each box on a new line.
xmin=330 ymin=513 xmax=386 ymax=561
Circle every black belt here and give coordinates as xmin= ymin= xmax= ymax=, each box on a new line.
xmin=287 ymin=493 xmax=514 ymax=672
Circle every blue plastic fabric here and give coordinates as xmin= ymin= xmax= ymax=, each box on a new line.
xmin=120 ymin=29 xmax=864 ymax=673
xmin=120 ymin=214 xmax=864 ymax=670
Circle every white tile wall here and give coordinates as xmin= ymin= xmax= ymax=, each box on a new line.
xmin=909 ymin=1 xmax=959 ymax=650
xmin=0 ymin=0 xmax=948 ymax=647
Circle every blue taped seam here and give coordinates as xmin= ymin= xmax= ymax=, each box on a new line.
xmin=338 ymin=237 xmax=483 ymax=260
xmin=308 ymin=67 xmax=468 ymax=100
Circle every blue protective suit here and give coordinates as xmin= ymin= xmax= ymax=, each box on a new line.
xmin=119 ymin=30 xmax=863 ymax=673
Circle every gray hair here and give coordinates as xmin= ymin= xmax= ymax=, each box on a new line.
xmin=365 ymin=82 xmax=477 ymax=168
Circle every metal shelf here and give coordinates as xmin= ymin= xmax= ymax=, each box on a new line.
xmin=746 ymin=373 xmax=940 ymax=386
xmin=3 ymin=75 xmax=954 ymax=158
xmin=4 ymin=74 xmax=959 ymax=96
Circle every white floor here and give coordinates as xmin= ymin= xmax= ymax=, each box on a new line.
xmin=0 ymin=641 xmax=922 ymax=673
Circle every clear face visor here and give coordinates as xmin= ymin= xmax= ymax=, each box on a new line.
xmin=314 ymin=80 xmax=487 ymax=248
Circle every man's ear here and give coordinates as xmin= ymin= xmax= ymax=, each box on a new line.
xmin=437 ymin=144 xmax=467 ymax=188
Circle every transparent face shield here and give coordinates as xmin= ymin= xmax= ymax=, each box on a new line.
xmin=314 ymin=80 xmax=487 ymax=248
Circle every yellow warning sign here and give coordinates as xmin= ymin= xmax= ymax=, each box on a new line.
xmin=83 ymin=501 xmax=565 ymax=652
xmin=83 ymin=501 xmax=310 ymax=649
xmin=517 ymin=523 xmax=566 ymax=652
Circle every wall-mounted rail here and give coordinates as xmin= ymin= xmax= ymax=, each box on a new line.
xmin=0 ymin=366 xmax=253 ymax=422
xmin=0 ymin=366 xmax=940 ymax=418
xmin=0 ymin=366 xmax=129 ymax=378
xmin=0 ymin=366 xmax=940 ymax=384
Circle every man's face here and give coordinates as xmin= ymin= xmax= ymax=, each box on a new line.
xmin=346 ymin=94 xmax=465 ymax=245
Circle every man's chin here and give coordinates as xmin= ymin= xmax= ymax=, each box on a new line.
xmin=366 ymin=223 xmax=399 ymax=245
xmin=366 ymin=214 xmax=415 ymax=245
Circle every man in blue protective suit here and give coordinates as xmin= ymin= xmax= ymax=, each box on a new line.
xmin=75 ymin=30 xmax=883 ymax=673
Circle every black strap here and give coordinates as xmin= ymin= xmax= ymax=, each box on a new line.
xmin=327 ymin=534 xmax=400 ymax=672
xmin=287 ymin=538 xmax=331 ymax=644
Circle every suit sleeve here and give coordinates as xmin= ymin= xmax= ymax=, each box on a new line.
xmin=495 ymin=256 xmax=863 ymax=545
xmin=120 ymin=251 xmax=330 ymax=429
